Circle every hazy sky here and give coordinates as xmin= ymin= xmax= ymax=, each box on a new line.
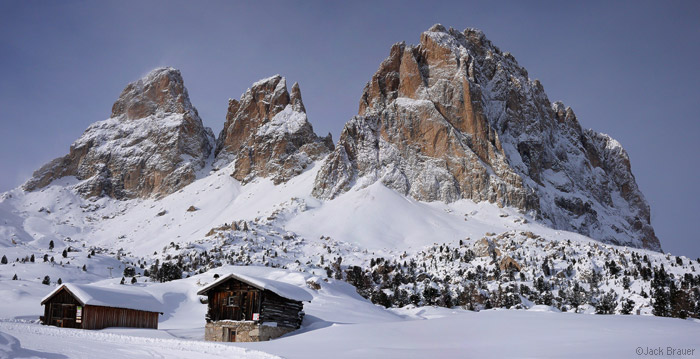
xmin=1 ymin=1 xmax=698 ymax=258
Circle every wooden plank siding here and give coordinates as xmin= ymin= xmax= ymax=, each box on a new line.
xmin=41 ymin=287 xmax=159 ymax=330
xmin=204 ymin=277 xmax=304 ymax=329
xmin=81 ymin=305 xmax=159 ymax=330
xmin=259 ymin=291 xmax=304 ymax=329
xmin=206 ymin=278 xmax=261 ymax=322
xmin=43 ymin=288 xmax=81 ymax=328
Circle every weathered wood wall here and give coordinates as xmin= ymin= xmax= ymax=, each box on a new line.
xmin=204 ymin=277 xmax=305 ymax=329
xmin=206 ymin=278 xmax=261 ymax=322
xmin=259 ymin=291 xmax=304 ymax=329
xmin=43 ymin=289 xmax=81 ymax=328
xmin=82 ymin=305 xmax=159 ymax=330
xmin=41 ymin=287 xmax=159 ymax=330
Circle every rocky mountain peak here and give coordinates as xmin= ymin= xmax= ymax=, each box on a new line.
xmin=110 ymin=67 xmax=194 ymax=120
xmin=23 ymin=67 xmax=215 ymax=199
xmin=290 ymin=82 xmax=305 ymax=113
xmin=313 ymin=24 xmax=660 ymax=251
xmin=215 ymin=76 xmax=332 ymax=184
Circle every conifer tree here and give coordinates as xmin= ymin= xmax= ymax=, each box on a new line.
xmin=595 ymin=290 xmax=618 ymax=314
xmin=621 ymin=299 xmax=635 ymax=315
xmin=652 ymin=267 xmax=670 ymax=317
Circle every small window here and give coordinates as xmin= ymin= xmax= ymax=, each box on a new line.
xmin=227 ymin=295 xmax=239 ymax=307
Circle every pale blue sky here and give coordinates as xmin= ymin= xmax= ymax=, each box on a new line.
xmin=1 ymin=1 xmax=698 ymax=258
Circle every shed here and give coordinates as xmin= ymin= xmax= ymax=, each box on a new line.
xmin=40 ymin=283 xmax=162 ymax=330
xmin=197 ymin=272 xmax=312 ymax=342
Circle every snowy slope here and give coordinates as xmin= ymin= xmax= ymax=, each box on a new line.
xmin=1 ymin=143 xmax=699 ymax=358
xmin=0 ymin=159 xmax=697 ymax=314
xmin=1 ymin=264 xmax=698 ymax=359
xmin=0 ymin=158 xmax=570 ymax=255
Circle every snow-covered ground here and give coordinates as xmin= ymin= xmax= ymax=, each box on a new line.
xmin=1 ymin=160 xmax=699 ymax=358
xmin=0 ymin=321 xmax=278 ymax=359
xmin=2 ymin=306 xmax=699 ymax=359
xmin=1 ymin=265 xmax=699 ymax=358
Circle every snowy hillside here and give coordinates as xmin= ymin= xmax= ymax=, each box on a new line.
xmin=1 ymin=24 xmax=699 ymax=359
xmin=1 ymin=264 xmax=699 ymax=358
xmin=1 ymin=133 xmax=699 ymax=359
xmin=1 ymin=158 xmax=699 ymax=317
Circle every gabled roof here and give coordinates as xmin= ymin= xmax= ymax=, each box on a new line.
xmin=196 ymin=272 xmax=313 ymax=302
xmin=41 ymin=283 xmax=163 ymax=313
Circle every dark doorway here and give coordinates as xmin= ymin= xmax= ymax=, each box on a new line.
xmin=49 ymin=303 xmax=78 ymax=328
xmin=225 ymin=327 xmax=236 ymax=342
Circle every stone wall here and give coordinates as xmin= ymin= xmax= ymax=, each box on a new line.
xmin=205 ymin=321 xmax=296 ymax=342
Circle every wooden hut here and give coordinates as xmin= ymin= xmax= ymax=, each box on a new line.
xmin=40 ymin=283 xmax=162 ymax=330
xmin=197 ymin=272 xmax=312 ymax=342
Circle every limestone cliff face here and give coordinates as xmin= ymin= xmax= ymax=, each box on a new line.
xmin=23 ymin=67 xmax=215 ymax=199
xmin=313 ymin=24 xmax=660 ymax=251
xmin=215 ymin=75 xmax=333 ymax=184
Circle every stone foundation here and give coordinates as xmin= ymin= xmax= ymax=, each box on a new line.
xmin=205 ymin=321 xmax=296 ymax=342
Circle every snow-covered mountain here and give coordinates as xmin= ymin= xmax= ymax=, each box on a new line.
xmin=314 ymin=24 xmax=658 ymax=251
xmin=23 ymin=67 xmax=215 ymax=199
xmin=0 ymin=24 xmax=698 ymax=358
xmin=215 ymin=75 xmax=333 ymax=183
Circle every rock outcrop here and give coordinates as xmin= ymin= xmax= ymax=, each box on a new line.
xmin=23 ymin=67 xmax=215 ymax=199
xmin=312 ymin=24 xmax=660 ymax=251
xmin=215 ymin=75 xmax=333 ymax=183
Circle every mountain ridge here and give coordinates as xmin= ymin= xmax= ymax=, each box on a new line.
xmin=19 ymin=25 xmax=658 ymax=251
xmin=312 ymin=24 xmax=659 ymax=251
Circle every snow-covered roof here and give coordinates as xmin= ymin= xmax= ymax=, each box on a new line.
xmin=41 ymin=283 xmax=162 ymax=313
xmin=197 ymin=272 xmax=313 ymax=302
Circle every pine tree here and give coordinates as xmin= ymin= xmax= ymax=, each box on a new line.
xmin=541 ymin=261 xmax=551 ymax=277
xmin=0 ymin=255 xmax=6 ymax=264
xmin=569 ymin=282 xmax=586 ymax=313
xmin=131 ymin=277 xmax=137 ymax=284
xmin=542 ymin=291 xmax=554 ymax=306
xmin=12 ymin=274 xmax=18 ymax=280
xmin=155 ymin=262 xmax=182 ymax=283
xmin=62 ymin=249 xmax=67 ymax=258
xmin=57 ymin=278 xmax=62 ymax=285
xmin=652 ymin=285 xmax=670 ymax=317
xmin=595 ymin=290 xmax=618 ymax=314
xmin=49 ymin=240 xmax=54 ymax=250
xmin=621 ymin=299 xmax=635 ymax=315
xmin=42 ymin=276 xmax=50 ymax=285
xmin=422 ymin=285 xmax=439 ymax=306
xmin=30 ymin=254 xmax=35 ymax=263
xmin=120 ymin=277 xmax=125 ymax=285
xmin=43 ymin=254 xmax=48 ymax=262
xmin=622 ymin=276 xmax=631 ymax=290
xmin=669 ymin=281 xmax=692 ymax=319
xmin=82 ymin=264 xmax=87 ymax=271
xmin=652 ymin=266 xmax=670 ymax=317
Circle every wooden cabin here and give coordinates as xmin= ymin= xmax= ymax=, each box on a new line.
xmin=197 ymin=272 xmax=312 ymax=342
xmin=40 ymin=283 xmax=162 ymax=330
